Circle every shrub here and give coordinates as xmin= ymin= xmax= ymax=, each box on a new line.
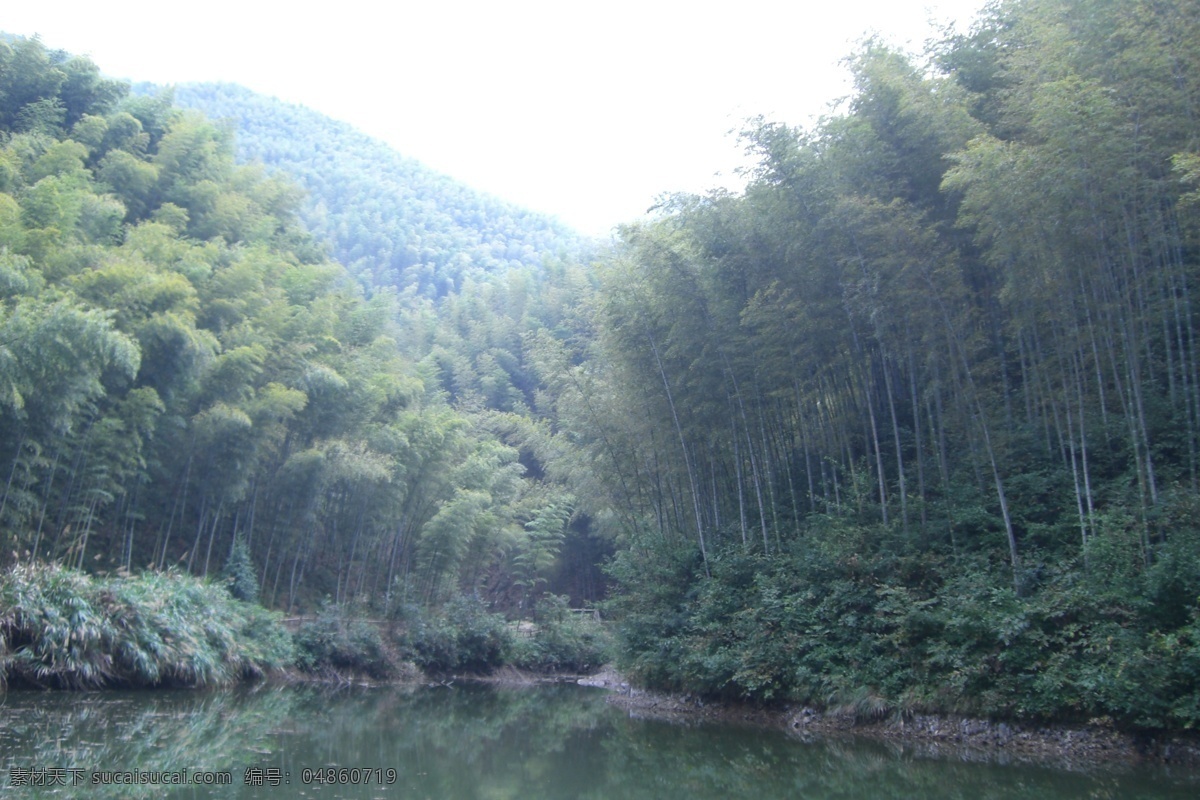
xmin=407 ymin=594 xmax=513 ymax=674
xmin=293 ymin=600 xmax=394 ymax=679
xmin=0 ymin=563 xmax=113 ymax=689
xmin=513 ymin=594 xmax=613 ymax=673
xmin=0 ymin=562 xmax=291 ymax=689
xmin=236 ymin=603 xmax=296 ymax=678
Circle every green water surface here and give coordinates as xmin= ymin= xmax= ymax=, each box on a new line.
xmin=1 ymin=683 xmax=1195 ymax=799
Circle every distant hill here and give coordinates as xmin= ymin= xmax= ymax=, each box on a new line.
xmin=134 ymin=82 xmax=591 ymax=298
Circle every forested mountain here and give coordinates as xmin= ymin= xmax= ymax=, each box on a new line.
xmin=0 ymin=35 xmax=585 ymax=620
xmin=141 ymin=81 xmax=611 ymax=595
xmin=5 ymin=0 xmax=1200 ymax=729
xmin=135 ymin=82 xmax=591 ymax=299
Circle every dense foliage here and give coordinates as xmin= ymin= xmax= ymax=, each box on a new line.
xmin=289 ymin=594 xmax=612 ymax=678
xmin=0 ymin=562 xmax=293 ymax=688
xmin=553 ymin=0 xmax=1200 ymax=727
xmin=402 ymin=592 xmax=612 ymax=675
xmin=292 ymin=599 xmax=396 ymax=679
xmin=405 ymin=593 xmax=515 ymax=673
xmin=510 ymin=593 xmax=613 ymax=673
xmin=0 ymin=35 xmax=582 ymax=620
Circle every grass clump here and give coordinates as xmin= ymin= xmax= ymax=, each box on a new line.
xmin=0 ymin=562 xmax=292 ymax=689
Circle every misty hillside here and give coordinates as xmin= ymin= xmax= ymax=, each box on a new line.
xmin=136 ymin=81 xmax=591 ymax=298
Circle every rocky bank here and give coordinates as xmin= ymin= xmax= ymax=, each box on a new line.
xmin=580 ymin=668 xmax=1200 ymax=770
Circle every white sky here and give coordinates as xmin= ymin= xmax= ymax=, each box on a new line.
xmin=4 ymin=0 xmax=987 ymax=236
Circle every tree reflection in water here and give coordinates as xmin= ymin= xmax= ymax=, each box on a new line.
xmin=1 ymin=685 xmax=1196 ymax=799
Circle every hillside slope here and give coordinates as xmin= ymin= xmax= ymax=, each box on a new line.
xmin=138 ymin=82 xmax=590 ymax=298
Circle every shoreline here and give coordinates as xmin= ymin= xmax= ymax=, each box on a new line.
xmin=8 ymin=657 xmax=1200 ymax=771
xmin=580 ymin=668 xmax=1200 ymax=770
xmin=278 ymin=663 xmax=1200 ymax=769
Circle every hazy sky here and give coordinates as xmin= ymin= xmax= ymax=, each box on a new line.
xmin=5 ymin=0 xmax=986 ymax=236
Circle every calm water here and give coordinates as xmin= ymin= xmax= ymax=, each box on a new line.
xmin=1 ymin=683 xmax=1196 ymax=799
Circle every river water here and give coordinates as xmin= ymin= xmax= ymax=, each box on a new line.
xmin=1 ymin=683 xmax=1196 ymax=798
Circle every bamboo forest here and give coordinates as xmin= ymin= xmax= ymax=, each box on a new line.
xmin=2 ymin=0 xmax=1200 ymax=735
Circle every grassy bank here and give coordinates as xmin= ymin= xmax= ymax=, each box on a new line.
xmin=292 ymin=593 xmax=613 ymax=681
xmin=1 ymin=564 xmax=613 ymax=690
xmin=0 ymin=563 xmax=293 ymax=689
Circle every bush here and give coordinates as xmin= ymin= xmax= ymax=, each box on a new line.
xmin=0 ymin=563 xmax=112 ymax=689
xmin=512 ymin=595 xmax=613 ymax=673
xmin=236 ymin=603 xmax=296 ymax=678
xmin=293 ymin=600 xmax=394 ymax=679
xmin=407 ymin=594 xmax=513 ymax=674
xmin=0 ymin=562 xmax=291 ymax=689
